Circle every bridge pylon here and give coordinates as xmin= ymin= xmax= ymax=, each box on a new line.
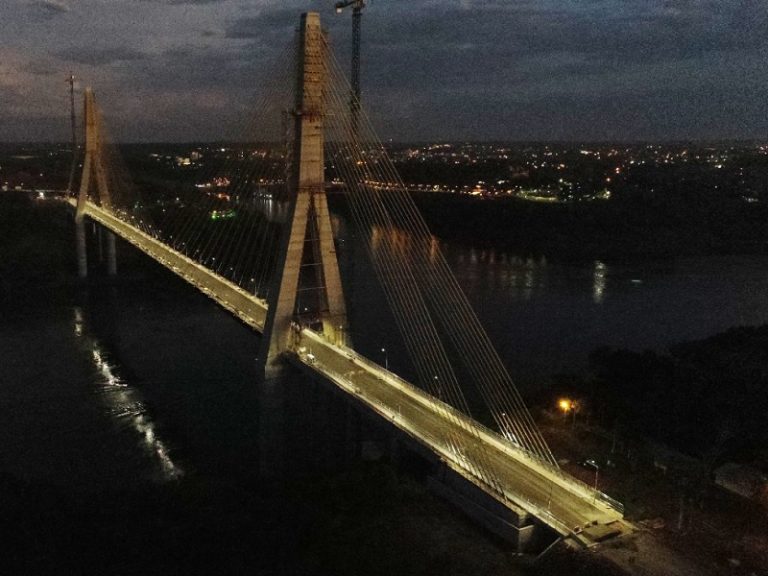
xmin=258 ymin=12 xmax=348 ymax=373
xmin=75 ymin=88 xmax=117 ymax=278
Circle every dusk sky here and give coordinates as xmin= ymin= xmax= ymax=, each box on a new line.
xmin=2 ymin=0 xmax=767 ymax=142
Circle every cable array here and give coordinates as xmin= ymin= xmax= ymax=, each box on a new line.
xmin=93 ymin=43 xmax=299 ymax=302
xmin=83 ymin=25 xmax=557 ymax=474
xmin=322 ymin=38 xmax=558 ymax=468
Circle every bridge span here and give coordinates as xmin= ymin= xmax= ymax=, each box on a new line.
xmin=65 ymin=11 xmax=631 ymax=549
xmin=71 ymin=198 xmax=626 ymax=545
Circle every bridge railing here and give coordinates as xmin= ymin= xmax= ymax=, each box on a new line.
xmin=299 ymin=329 xmax=625 ymax=518
xmin=292 ymin=345 xmax=581 ymax=536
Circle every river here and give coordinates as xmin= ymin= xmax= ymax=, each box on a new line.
xmin=2 ymin=199 xmax=768 ymax=572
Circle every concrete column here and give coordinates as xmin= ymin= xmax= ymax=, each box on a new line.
xmin=106 ymin=230 xmax=117 ymax=276
xmin=97 ymin=225 xmax=104 ymax=262
xmin=76 ymin=217 xmax=87 ymax=279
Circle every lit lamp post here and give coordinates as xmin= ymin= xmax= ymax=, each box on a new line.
xmin=585 ymin=459 xmax=600 ymax=501
xmin=381 ymin=347 xmax=388 ymax=370
xmin=558 ymin=398 xmax=578 ymax=429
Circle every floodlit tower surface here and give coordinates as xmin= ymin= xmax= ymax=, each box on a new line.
xmin=334 ymin=0 xmax=365 ymax=137
xmin=258 ymin=12 xmax=348 ymax=372
xmin=76 ymin=88 xmax=116 ymax=278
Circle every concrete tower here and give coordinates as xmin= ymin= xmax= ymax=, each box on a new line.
xmin=75 ymin=88 xmax=116 ymax=278
xmin=258 ymin=12 xmax=348 ymax=372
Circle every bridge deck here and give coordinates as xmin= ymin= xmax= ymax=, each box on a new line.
xmin=72 ymin=199 xmax=268 ymax=330
xmin=75 ymin=199 xmax=624 ymax=543
xmin=293 ymin=329 xmax=623 ymax=538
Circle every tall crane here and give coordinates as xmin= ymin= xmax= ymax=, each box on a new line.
xmin=66 ymin=72 xmax=78 ymax=195
xmin=334 ymin=0 xmax=365 ymax=139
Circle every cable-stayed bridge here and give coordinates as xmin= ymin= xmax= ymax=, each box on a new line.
xmin=68 ymin=12 xmax=626 ymax=548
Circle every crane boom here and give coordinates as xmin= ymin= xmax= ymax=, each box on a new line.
xmin=66 ymin=72 xmax=77 ymax=195
xmin=334 ymin=0 xmax=365 ymax=139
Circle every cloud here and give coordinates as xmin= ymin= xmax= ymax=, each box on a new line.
xmin=57 ymin=46 xmax=149 ymax=66
xmin=34 ymin=0 xmax=69 ymax=13
xmin=167 ymin=0 xmax=226 ymax=4
xmin=3 ymin=0 xmax=768 ymax=141
xmin=27 ymin=0 xmax=70 ymax=20
xmin=138 ymin=0 xmax=227 ymax=4
xmin=225 ymin=9 xmax=301 ymax=39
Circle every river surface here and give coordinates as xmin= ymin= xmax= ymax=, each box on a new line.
xmin=3 ymin=208 xmax=768 ymax=485
xmin=2 ymin=203 xmax=768 ymax=571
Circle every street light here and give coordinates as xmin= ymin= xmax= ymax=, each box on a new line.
xmin=558 ymin=397 xmax=578 ymax=429
xmin=381 ymin=347 xmax=388 ymax=370
xmin=584 ymin=460 xmax=600 ymax=501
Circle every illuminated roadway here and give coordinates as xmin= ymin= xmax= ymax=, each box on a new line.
xmin=71 ymin=199 xmax=626 ymax=545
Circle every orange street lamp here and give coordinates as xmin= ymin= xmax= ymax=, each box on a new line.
xmin=558 ymin=398 xmax=578 ymax=429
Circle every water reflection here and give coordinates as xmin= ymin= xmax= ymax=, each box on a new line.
xmin=454 ymin=249 xmax=549 ymax=300
xmin=73 ymin=306 xmax=183 ymax=481
xmin=593 ymin=260 xmax=607 ymax=304
xmin=250 ymin=197 xmax=289 ymax=224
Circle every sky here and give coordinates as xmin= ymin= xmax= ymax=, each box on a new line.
xmin=2 ymin=0 xmax=768 ymax=142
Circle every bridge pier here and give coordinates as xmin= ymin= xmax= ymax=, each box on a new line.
xmin=74 ymin=218 xmax=118 ymax=279
xmin=75 ymin=217 xmax=88 ymax=279
xmin=428 ymin=466 xmax=549 ymax=553
xmin=96 ymin=224 xmax=103 ymax=262
xmin=105 ymin=230 xmax=117 ymax=276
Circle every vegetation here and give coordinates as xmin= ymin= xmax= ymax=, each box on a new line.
xmin=545 ymin=325 xmax=768 ymax=465
xmin=415 ymin=189 xmax=768 ymax=261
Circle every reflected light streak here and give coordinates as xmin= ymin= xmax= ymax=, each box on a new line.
xmin=73 ymin=307 xmax=183 ymax=480
xmin=593 ymin=260 xmax=607 ymax=304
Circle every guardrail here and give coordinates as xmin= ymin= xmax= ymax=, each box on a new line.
xmin=296 ymin=329 xmax=625 ymax=526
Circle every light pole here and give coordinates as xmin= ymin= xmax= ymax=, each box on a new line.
xmin=586 ymin=460 xmax=600 ymax=501
xmin=381 ymin=347 xmax=388 ymax=370
xmin=334 ymin=0 xmax=366 ymax=138
xmin=558 ymin=398 xmax=578 ymax=429
xmin=547 ymin=481 xmax=554 ymax=511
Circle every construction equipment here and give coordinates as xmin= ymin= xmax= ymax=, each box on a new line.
xmin=334 ymin=0 xmax=365 ymax=138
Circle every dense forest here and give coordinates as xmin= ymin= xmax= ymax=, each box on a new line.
xmin=541 ymin=326 xmax=768 ymax=467
xmin=415 ymin=190 xmax=768 ymax=261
